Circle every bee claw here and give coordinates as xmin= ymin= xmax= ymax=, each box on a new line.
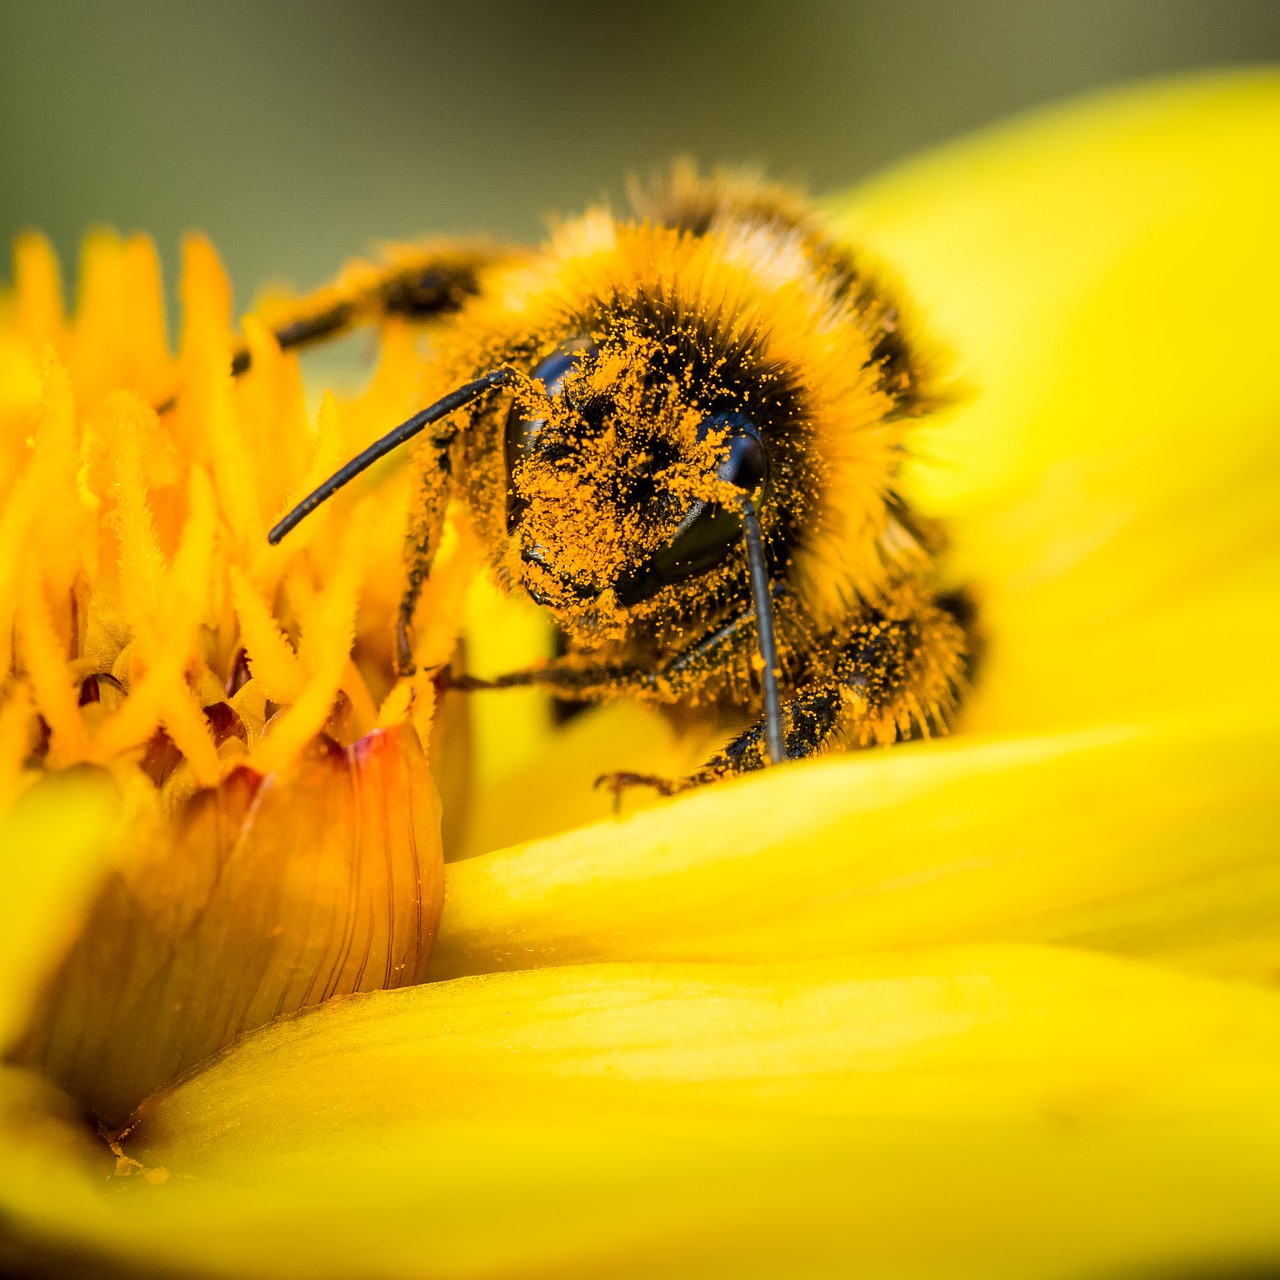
xmin=594 ymin=771 xmax=679 ymax=814
xmin=438 ymin=669 xmax=499 ymax=692
xmin=394 ymin=617 xmax=417 ymax=678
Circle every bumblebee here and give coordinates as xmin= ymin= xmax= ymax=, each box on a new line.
xmin=260 ymin=164 xmax=967 ymax=791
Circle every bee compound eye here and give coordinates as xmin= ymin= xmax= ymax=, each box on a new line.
xmin=529 ymin=336 xmax=596 ymax=398
xmin=648 ymin=501 xmax=744 ymax=584
xmin=718 ymin=429 xmax=767 ymax=492
xmin=505 ymin=336 xmax=596 ymax=531
xmin=698 ymin=412 xmax=768 ymax=494
xmin=617 ymin=415 xmax=770 ymax=600
xmin=506 ymin=336 xmax=594 ymax=461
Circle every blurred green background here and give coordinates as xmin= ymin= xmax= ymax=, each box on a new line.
xmin=2 ymin=0 xmax=1277 ymax=310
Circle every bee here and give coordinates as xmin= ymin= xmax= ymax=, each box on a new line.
xmin=259 ymin=163 xmax=968 ymax=792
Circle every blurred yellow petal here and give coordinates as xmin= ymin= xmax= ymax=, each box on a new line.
xmin=15 ymin=558 xmax=89 ymax=764
xmin=0 ymin=685 xmax=35 ymax=807
xmin=248 ymin=519 xmax=365 ymax=775
xmin=432 ymin=711 xmax=1280 ymax=985
xmin=0 ymin=774 xmax=118 ymax=1045
xmin=831 ymin=70 xmax=1280 ymax=736
xmin=456 ymin=698 xmax=689 ymax=858
xmin=0 ymin=1066 xmax=118 ymax=1276
xmin=250 ymin=391 xmax=348 ymax=586
xmin=11 ymin=231 xmax=64 ymax=353
xmin=110 ymin=392 xmax=167 ymax=628
xmin=13 ymin=948 xmax=1273 ymax=1279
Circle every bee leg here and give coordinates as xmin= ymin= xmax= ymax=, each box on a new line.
xmin=395 ymin=432 xmax=460 ymax=676
xmin=590 ymin=688 xmax=841 ymax=799
xmin=682 ymin=685 xmax=845 ymax=788
xmin=241 ymin=246 xmax=507 ymax=375
xmin=159 ymin=244 xmax=510 ymax=412
xmin=438 ymin=661 xmax=641 ymax=696
xmin=592 ymin=771 xmax=680 ymax=800
xmin=395 ymin=576 xmax=425 ymax=677
xmin=440 ymin=589 xmax=788 ymax=698
xmin=678 ymin=599 xmax=967 ymax=789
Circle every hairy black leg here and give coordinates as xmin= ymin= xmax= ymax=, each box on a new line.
xmin=608 ymin=604 xmax=958 ymax=795
xmin=160 ymin=246 xmax=507 ymax=412
xmin=240 ymin=250 xmax=499 ymax=378
xmin=395 ymin=429 xmax=459 ymax=676
xmin=718 ymin=685 xmax=843 ymax=772
xmin=441 ymin=583 xmax=786 ymax=701
xmin=593 ymin=682 xmax=842 ymax=799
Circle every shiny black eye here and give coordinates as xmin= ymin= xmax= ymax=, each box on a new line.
xmin=645 ymin=414 xmax=769 ymax=586
xmin=648 ymin=500 xmax=743 ymax=583
xmin=716 ymin=423 xmax=768 ymax=492
xmin=505 ymin=337 xmax=594 ymax=474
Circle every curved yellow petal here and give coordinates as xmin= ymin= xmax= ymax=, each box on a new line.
xmin=456 ymin=698 xmax=691 ymax=859
xmin=432 ymin=713 xmax=1280 ymax=985
xmin=0 ymin=773 xmax=118 ymax=1045
xmin=24 ymin=948 xmax=1279 ymax=1278
xmin=228 ymin=565 xmax=307 ymax=705
xmin=830 ymin=70 xmax=1280 ymax=736
xmin=0 ymin=1066 xmax=118 ymax=1275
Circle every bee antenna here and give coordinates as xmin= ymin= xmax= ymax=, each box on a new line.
xmin=267 ymin=367 xmax=520 ymax=545
xmin=738 ymin=494 xmax=785 ymax=765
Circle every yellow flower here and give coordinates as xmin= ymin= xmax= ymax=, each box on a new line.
xmin=0 ymin=227 xmax=450 ymax=1126
xmin=2 ymin=67 xmax=1279 ymax=1278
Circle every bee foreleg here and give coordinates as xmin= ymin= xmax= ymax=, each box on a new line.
xmin=396 ymin=430 xmax=461 ymax=675
xmin=679 ymin=684 xmax=845 ymax=789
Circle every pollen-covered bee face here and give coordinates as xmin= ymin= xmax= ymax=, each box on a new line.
xmin=505 ymin=334 xmax=768 ymax=642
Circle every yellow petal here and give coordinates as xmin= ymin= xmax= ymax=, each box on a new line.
xmin=14 ymin=724 xmax=443 ymax=1126
xmin=432 ymin=713 xmax=1280 ymax=985
xmin=830 ymin=70 xmax=1280 ymax=736
xmin=0 ymin=684 xmax=35 ymax=808
xmin=39 ymin=948 xmax=1280 ymax=1278
xmin=460 ymin=569 xmax=553 ymax=788
xmin=0 ymin=1066 xmax=117 ymax=1273
xmin=248 ymin=516 xmax=365 ymax=776
xmin=12 ymin=231 xmax=65 ymax=352
xmin=0 ymin=773 xmax=118 ymax=1045
xmin=456 ymin=698 xmax=691 ymax=859
xmin=229 ymin=565 xmax=307 ymax=705
xmin=110 ymin=392 xmax=166 ymax=631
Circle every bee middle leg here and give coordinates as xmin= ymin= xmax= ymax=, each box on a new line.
xmin=440 ymin=588 xmax=783 ymax=700
xmin=444 ymin=597 xmax=783 ymax=796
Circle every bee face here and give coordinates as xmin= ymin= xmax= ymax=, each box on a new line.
xmin=505 ymin=331 xmax=768 ymax=641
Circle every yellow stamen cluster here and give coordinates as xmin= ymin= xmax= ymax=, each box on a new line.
xmin=0 ymin=230 xmax=466 ymax=809
xmin=0 ymin=231 xmax=463 ymax=1123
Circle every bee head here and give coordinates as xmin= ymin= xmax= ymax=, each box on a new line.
xmin=506 ymin=332 xmax=767 ymax=642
